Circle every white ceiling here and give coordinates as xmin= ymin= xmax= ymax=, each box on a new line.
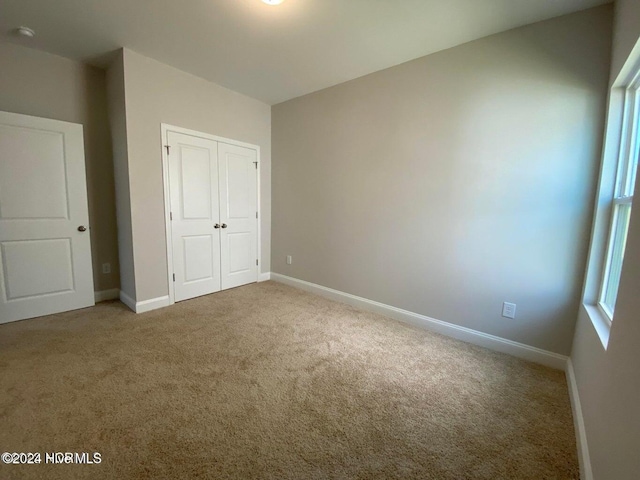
xmin=0 ymin=0 xmax=611 ymax=105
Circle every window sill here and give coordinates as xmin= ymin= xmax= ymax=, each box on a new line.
xmin=582 ymin=303 xmax=611 ymax=350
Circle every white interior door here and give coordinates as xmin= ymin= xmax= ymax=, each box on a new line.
xmin=0 ymin=111 xmax=94 ymax=324
xmin=168 ymin=132 xmax=221 ymax=302
xmin=218 ymin=142 xmax=258 ymax=290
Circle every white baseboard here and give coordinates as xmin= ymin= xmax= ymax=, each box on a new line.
xmin=271 ymin=273 xmax=568 ymax=370
xmin=94 ymin=288 xmax=120 ymax=303
xmin=259 ymin=272 xmax=271 ymax=282
xmin=119 ymin=290 xmax=136 ymax=312
xmin=566 ymin=359 xmax=593 ymax=480
xmin=135 ymin=295 xmax=170 ymax=313
xmin=119 ymin=290 xmax=171 ymax=313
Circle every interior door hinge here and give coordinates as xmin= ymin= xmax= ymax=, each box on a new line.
xmin=256 ymin=259 xmax=259 ymax=266
xmin=253 ymin=161 xmax=258 ymax=169
xmin=173 ymin=274 xmax=175 ymax=282
xmin=165 ymin=145 xmax=170 ymax=155
xmin=256 ymin=211 xmax=258 ymax=219
xmin=170 ymin=212 xmax=173 ymax=221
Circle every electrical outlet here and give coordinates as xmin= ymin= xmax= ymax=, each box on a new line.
xmin=102 ymin=263 xmax=111 ymax=274
xmin=502 ymin=302 xmax=516 ymax=319
xmin=286 ymin=255 xmax=292 ymax=265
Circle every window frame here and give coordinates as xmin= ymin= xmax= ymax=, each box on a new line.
xmin=582 ymin=44 xmax=640 ymax=350
xmin=597 ymin=84 xmax=638 ymax=323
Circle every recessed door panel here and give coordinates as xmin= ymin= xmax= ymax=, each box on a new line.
xmin=1 ymin=239 xmax=74 ymax=300
xmin=183 ymin=235 xmax=215 ymax=283
xmin=227 ymin=232 xmax=252 ymax=274
xmin=0 ymin=111 xmax=94 ymax=324
xmin=180 ymin=145 xmax=212 ymax=220
xmin=225 ymin=154 xmax=250 ymax=219
xmin=0 ymin=125 xmax=69 ymax=220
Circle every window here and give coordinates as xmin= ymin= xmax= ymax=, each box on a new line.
xmin=598 ymin=82 xmax=639 ymax=322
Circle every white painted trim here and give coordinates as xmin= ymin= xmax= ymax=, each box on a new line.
xmin=160 ymin=123 xmax=262 ymax=307
xmin=161 ymin=124 xmax=262 ymax=151
xmin=134 ymin=295 xmax=171 ymax=313
xmin=256 ymin=149 xmax=262 ymax=285
xmin=583 ymin=303 xmax=610 ymax=349
xmin=94 ymin=288 xmax=120 ymax=303
xmin=119 ymin=290 xmax=136 ymax=312
xmin=566 ymin=359 xmax=593 ymax=480
xmin=271 ymin=273 xmax=568 ymax=370
xmin=258 ymin=272 xmax=271 ymax=282
xmin=160 ymin=125 xmax=175 ymax=306
xmin=119 ymin=290 xmax=170 ymax=314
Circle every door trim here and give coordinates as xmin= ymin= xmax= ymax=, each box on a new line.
xmin=160 ymin=123 xmax=261 ymax=306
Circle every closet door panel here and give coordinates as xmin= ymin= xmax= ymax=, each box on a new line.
xmin=168 ymin=132 xmax=221 ymax=301
xmin=218 ymin=142 xmax=258 ymax=290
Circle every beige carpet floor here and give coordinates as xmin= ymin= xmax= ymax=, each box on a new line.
xmin=0 ymin=281 xmax=578 ymax=479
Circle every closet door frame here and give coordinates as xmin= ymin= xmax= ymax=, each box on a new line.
xmin=160 ymin=123 xmax=261 ymax=306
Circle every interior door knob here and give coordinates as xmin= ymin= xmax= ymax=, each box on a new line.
xmin=77 ymin=225 xmax=87 ymax=232
xmin=214 ymin=224 xmax=220 ymax=229
xmin=221 ymin=223 xmax=228 ymax=229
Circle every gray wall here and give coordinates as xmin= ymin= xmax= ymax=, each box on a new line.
xmin=609 ymin=0 xmax=640 ymax=79
xmin=106 ymin=50 xmax=136 ymax=300
xmin=272 ymin=6 xmax=613 ymax=355
xmin=112 ymin=48 xmax=271 ymax=302
xmin=0 ymin=41 xmax=120 ymax=293
xmin=571 ymin=0 xmax=640 ymax=478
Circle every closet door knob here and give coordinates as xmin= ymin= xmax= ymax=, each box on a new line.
xmin=77 ymin=225 xmax=87 ymax=232
xmin=221 ymin=223 xmax=228 ymax=229
xmin=214 ymin=224 xmax=220 ymax=229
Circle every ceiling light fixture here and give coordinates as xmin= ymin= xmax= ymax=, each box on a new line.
xmin=262 ymin=0 xmax=284 ymax=5
xmin=16 ymin=26 xmax=35 ymax=38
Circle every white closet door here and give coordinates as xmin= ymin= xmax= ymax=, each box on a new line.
xmin=168 ymin=132 xmax=221 ymax=302
xmin=218 ymin=142 xmax=258 ymax=290
xmin=0 ymin=111 xmax=94 ymax=324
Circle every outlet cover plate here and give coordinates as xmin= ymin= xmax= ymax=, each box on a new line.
xmin=502 ymin=302 xmax=516 ymax=319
